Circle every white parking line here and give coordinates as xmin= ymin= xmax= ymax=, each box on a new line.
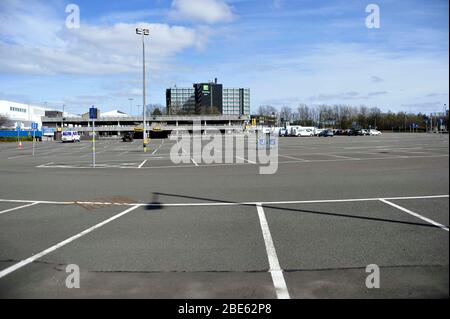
xmin=0 ymin=194 xmax=448 ymax=207
xmin=152 ymin=141 xmax=164 ymax=155
xmin=37 ymin=162 xmax=54 ymax=168
xmin=190 ymin=158 xmax=199 ymax=167
xmin=379 ymin=199 xmax=449 ymax=231
xmin=30 ymin=153 xmax=449 ymax=170
xmin=256 ymin=204 xmax=290 ymax=299
xmin=325 ymin=154 xmax=360 ymax=160
xmin=0 ymin=202 xmax=39 ymax=215
xmin=279 ymin=155 xmax=308 ymax=161
xmin=236 ymin=156 xmax=256 ymax=164
xmin=7 ymin=154 xmax=31 ymax=160
xmin=0 ymin=205 xmax=140 ymax=279
xmin=181 ymin=147 xmax=199 ymax=167
xmin=138 ymin=159 xmax=148 ymax=168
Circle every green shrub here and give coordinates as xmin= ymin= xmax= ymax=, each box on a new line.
xmin=0 ymin=137 xmax=36 ymax=142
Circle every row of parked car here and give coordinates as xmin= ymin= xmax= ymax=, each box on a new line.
xmin=276 ymin=126 xmax=382 ymax=137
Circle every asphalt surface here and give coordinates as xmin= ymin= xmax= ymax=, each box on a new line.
xmin=0 ymin=133 xmax=448 ymax=298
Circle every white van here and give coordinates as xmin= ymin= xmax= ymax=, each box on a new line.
xmin=289 ymin=126 xmax=302 ymax=136
xmin=61 ymin=131 xmax=81 ymax=143
xmin=297 ymin=127 xmax=315 ymax=137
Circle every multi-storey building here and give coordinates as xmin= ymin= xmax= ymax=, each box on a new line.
xmin=166 ymin=79 xmax=250 ymax=116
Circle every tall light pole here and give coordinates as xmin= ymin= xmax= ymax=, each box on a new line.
xmin=61 ymin=104 xmax=65 ymax=132
xmin=136 ymin=27 xmax=150 ymax=152
xmin=444 ymin=104 xmax=448 ymax=132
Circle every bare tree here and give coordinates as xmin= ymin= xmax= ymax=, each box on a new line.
xmin=257 ymin=105 xmax=277 ymax=116
xmin=0 ymin=114 xmax=12 ymax=128
xmin=280 ymin=106 xmax=293 ymax=122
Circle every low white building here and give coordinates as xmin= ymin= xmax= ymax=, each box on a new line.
xmin=101 ymin=110 xmax=129 ymax=118
xmin=0 ymin=100 xmax=52 ymax=129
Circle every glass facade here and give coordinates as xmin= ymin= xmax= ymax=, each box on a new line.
xmin=223 ymin=88 xmax=250 ymax=116
xmin=167 ymin=85 xmax=250 ymax=116
xmin=166 ymin=88 xmax=195 ymax=114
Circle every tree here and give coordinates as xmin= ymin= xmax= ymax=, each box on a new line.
xmin=280 ymin=106 xmax=293 ymax=123
xmin=0 ymin=114 xmax=12 ymax=128
xmin=257 ymin=105 xmax=277 ymax=116
xmin=146 ymin=104 xmax=164 ymax=117
xmin=152 ymin=108 xmax=162 ymax=116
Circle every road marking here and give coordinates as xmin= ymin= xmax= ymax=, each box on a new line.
xmin=190 ymin=158 xmax=199 ymax=166
xmin=37 ymin=162 xmax=54 ymax=168
xmin=0 ymin=205 xmax=140 ymax=279
xmin=0 ymin=202 xmax=39 ymax=215
xmin=181 ymin=147 xmax=199 ymax=166
xmin=325 ymin=154 xmax=360 ymax=160
xmin=0 ymin=195 xmax=448 ymax=207
xmin=236 ymin=156 xmax=256 ymax=164
xmin=7 ymin=154 xmax=31 ymax=160
xmin=256 ymin=204 xmax=290 ymax=299
xmin=279 ymin=155 xmax=308 ymax=161
xmin=151 ymin=141 xmax=164 ymax=155
xmin=379 ymin=199 xmax=449 ymax=231
xmin=138 ymin=159 xmax=148 ymax=168
xmin=30 ymin=153 xmax=449 ymax=170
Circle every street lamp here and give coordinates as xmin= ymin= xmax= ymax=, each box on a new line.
xmin=61 ymin=104 xmax=65 ymax=131
xmin=136 ymin=27 xmax=150 ymax=152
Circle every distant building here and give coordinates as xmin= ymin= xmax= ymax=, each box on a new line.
xmin=166 ymin=78 xmax=250 ymax=116
xmin=101 ymin=110 xmax=129 ymax=117
xmin=166 ymin=87 xmax=195 ymax=115
xmin=194 ymin=81 xmax=223 ymax=114
xmin=0 ymin=100 xmax=52 ymax=129
xmin=223 ymin=88 xmax=250 ymax=116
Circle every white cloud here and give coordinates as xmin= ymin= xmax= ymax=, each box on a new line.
xmin=0 ymin=1 xmax=208 ymax=76
xmin=228 ymin=42 xmax=449 ymax=111
xmin=169 ymin=0 xmax=234 ymax=24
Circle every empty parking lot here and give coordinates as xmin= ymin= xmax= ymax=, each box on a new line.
xmin=0 ymin=133 xmax=448 ymax=298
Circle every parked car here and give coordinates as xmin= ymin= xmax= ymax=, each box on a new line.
xmin=314 ymin=128 xmax=325 ymax=136
xmin=318 ymin=129 xmax=334 ymax=137
xmin=356 ymin=129 xmax=370 ymax=136
xmin=297 ymin=128 xmax=315 ymax=137
xmin=61 ymin=131 xmax=80 ymax=143
xmin=347 ymin=129 xmax=358 ymax=136
xmin=369 ymin=129 xmax=382 ymax=136
xmin=122 ymin=132 xmax=134 ymax=142
xmin=279 ymin=128 xmax=288 ymax=137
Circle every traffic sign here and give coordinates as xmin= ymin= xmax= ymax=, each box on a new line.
xmin=89 ymin=106 xmax=98 ymax=119
xmin=31 ymin=122 xmax=38 ymax=130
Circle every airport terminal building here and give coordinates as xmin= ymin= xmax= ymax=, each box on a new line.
xmin=1 ymin=79 xmax=251 ymax=140
xmin=166 ymin=79 xmax=250 ymax=116
xmin=0 ymin=100 xmax=50 ymax=130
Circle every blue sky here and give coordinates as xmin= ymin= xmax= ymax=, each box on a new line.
xmin=0 ymin=0 xmax=448 ymax=115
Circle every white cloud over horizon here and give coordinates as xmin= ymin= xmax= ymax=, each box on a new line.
xmin=0 ymin=1 xmax=207 ymax=76
xmin=0 ymin=0 xmax=448 ymax=114
xmin=168 ymin=0 xmax=234 ymax=24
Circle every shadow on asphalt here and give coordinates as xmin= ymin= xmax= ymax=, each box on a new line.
xmin=149 ymin=192 xmax=443 ymax=229
xmin=144 ymin=193 xmax=163 ymax=211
